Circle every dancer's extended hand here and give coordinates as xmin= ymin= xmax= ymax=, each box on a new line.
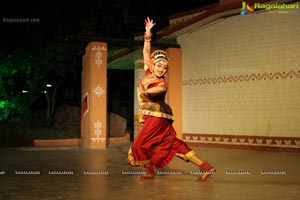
xmin=144 ymin=17 xmax=156 ymax=31
xmin=137 ymin=80 xmax=146 ymax=92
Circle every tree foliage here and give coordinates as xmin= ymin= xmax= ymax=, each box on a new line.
xmin=0 ymin=52 xmax=45 ymax=121
xmin=1 ymin=0 xmax=216 ymax=122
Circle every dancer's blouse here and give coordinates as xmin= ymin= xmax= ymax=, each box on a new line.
xmin=138 ymin=67 xmax=173 ymax=121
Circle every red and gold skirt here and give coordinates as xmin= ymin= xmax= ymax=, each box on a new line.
xmin=128 ymin=116 xmax=193 ymax=168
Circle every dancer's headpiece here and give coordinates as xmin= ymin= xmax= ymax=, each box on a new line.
xmin=150 ymin=50 xmax=169 ymax=62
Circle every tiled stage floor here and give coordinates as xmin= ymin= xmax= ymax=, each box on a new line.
xmin=0 ymin=142 xmax=299 ymax=200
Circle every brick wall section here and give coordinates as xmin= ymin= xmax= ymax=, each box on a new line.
xmin=178 ymin=11 xmax=300 ymax=137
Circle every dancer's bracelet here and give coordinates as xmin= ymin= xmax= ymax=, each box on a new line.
xmin=144 ymin=90 xmax=149 ymax=96
xmin=144 ymin=32 xmax=152 ymax=41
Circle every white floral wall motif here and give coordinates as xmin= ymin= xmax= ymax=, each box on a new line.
xmin=92 ymin=45 xmax=107 ymax=68
xmin=93 ymin=84 xmax=105 ymax=97
xmin=91 ymin=120 xmax=106 ymax=143
xmin=183 ymin=134 xmax=300 ymax=149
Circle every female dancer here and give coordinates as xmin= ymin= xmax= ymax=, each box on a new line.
xmin=128 ymin=17 xmax=216 ymax=181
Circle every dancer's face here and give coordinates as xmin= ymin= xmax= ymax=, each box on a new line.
xmin=153 ymin=59 xmax=168 ymax=78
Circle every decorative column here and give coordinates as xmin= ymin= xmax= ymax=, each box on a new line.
xmin=133 ymin=59 xmax=145 ymax=138
xmin=81 ymin=42 xmax=107 ymax=149
xmin=166 ymin=48 xmax=183 ymax=139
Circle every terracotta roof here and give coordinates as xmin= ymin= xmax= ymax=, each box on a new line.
xmin=157 ymin=0 xmax=280 ymax=39
xmin=110 ymin=0 xmax=296 ymax=67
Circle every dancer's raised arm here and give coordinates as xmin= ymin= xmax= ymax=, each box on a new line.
xmin=143 ymin=17 xmax=156 ymax=71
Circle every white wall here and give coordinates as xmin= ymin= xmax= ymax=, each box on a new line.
xmin=178 ymin=11 xmax=300 ymax=137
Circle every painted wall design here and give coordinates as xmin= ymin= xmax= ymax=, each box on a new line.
xmin=177 ymin=10 xmax=300 ymax=151
xmin=183 ymin=133 xmax=300 ymax=152
xmin=183 ymin=70 xmax=300 ymax=85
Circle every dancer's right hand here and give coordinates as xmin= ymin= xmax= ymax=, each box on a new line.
xmin=144 ymin=17 xmax=156 ymax=31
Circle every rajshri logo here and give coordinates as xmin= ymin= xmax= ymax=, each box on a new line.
xmin=240 ymin=1 xmax=299 ymax=15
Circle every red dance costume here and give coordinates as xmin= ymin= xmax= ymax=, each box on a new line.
xmin=128 ymin=68 xmax=197 ymax=169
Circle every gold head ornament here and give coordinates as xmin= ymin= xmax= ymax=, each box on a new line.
xmin=150 ymin=50 xmax=169 ymax=62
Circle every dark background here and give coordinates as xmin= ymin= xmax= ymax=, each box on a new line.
xmin=0 ymin=0 xmax=219 ymax=49
xmin=0 ymin=0 xmax=219 ymax=144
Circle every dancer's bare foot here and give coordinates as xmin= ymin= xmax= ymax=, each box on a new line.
xmin=197 ymin=161 xmax=216 ymax=181
xmin=141 ymin=165 xmax=155 ymax=179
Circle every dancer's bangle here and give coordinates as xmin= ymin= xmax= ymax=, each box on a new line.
xmin=144 ymin=32 xmax=152 ymax=41
xmin=144 ymin=90 xmax=149 ymax=96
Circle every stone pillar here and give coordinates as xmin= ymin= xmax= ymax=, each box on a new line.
xmin=166 ymin=48 xmax=183 ymax=139
xmin=81 ymin=42 xmax=107 ymax=149
xmin=133 ymin=59 xmax=145 ymax=138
